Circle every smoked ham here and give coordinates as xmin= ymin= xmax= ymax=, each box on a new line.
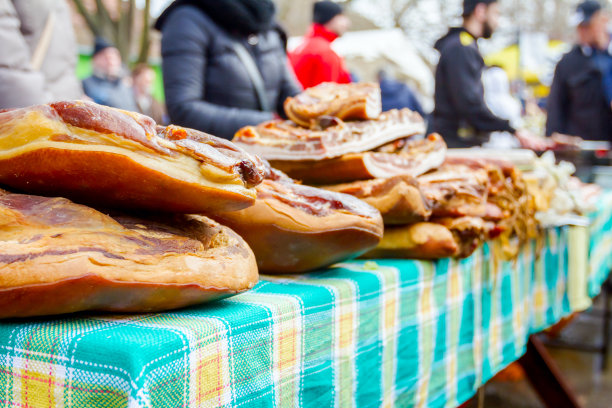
xmin=211 ymin=169 xmax=384 ymax=273
xmin=433 ymin=216 xmax=499 ymax=258
xmin=361 ymin=222 xmax=459 ymax=260
xmin=0 ymin=101 xmax=265 ymax=213
xmin=233 ymin=109 xmax=425 ymax=161
xmin=441 ymin=156 xmax=538 ymax=258
xmin=323 ymin=175 xmax=431 ymax=225
xmin=284 ymin=82 xmax=382 ymax=128
xmin=417 ymin=164 xmax=490 ymax=218
xmin=271 ymin=133 xmax=446 ymax=184
xmin=361 ymin=216 xmax=498 ymax=260
xmin=0 ymin=189 xmax=258 ymax=318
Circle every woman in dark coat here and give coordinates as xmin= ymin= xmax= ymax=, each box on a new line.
xmin=155 ymin=0 xmax=301 ymax=139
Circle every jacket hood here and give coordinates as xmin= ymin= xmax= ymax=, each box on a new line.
xmin=155 ymin=0 xmax=276 ymax=35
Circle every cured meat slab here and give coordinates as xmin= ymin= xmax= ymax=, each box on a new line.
xmin=284 ymin=82 xmax=382 ymax=128
xmin=0 ymin=101 xmax=265 ymax=213
xmin=212 ymin=170 xmax=384 ymax=273
xmin=0 ymin=189 xmax=258 ymax=318
xmin=233 ymin=109 xmax=425 ymax=161
xmin=272 ymin=134 xmax=446 ymax=184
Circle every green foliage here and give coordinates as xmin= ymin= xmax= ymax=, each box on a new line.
xmin=77 ymin=54 xmax=165 ymax=102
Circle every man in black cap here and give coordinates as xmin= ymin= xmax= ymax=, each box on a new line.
xmin=289 ymin=1 xmax=351 ymax=89
xmin=546 ymin=0 xmax=612 ymax=142
xmin=82 ymin=37 xmax=137 ymax=111
xmin=431 ymin=0 xmax=535 ymax=148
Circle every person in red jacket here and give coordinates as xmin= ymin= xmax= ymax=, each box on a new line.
xmin=289 ymin=1 xmax=351 ymax=89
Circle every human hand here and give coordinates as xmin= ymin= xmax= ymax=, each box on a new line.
xmin=515 ymin=129 xmax=549 ymax=151
xmin=550 ymin=132 xmax=582 ymax=151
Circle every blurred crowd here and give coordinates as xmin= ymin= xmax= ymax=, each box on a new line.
xmin=1 ymin=0 xmax=611 ymax=146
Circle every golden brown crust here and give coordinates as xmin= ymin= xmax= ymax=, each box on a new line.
xmin=0 ymin=148 xmax=255 ymax=213
xmin=270 ymin=153 xmax=373 ymax=184
xmin=361 ymin=222 xmax=458 ymax=259
xmin=438 ymin=157 xmax=538 ymax=259
xmin=212 ymin=179 xmax=384 ymax=273
xmin=50 ymin=101 xmax=168 ymax=154
xmin=0 ymin=101 xmax=265 ymax=213
xmin=0 ymin=189 xmax=258 ymax=318
xmin=432 ymin=216 xmax=495 ymax=258
xmin=271 ymin=134 xmax=446 ymax=184
xmin=323 ymin=176 xmax=432 ymax=225
xmin=158 ymin=125 xmax=265 ymax=188
xmin=0 ymin=276 xmax=234 ymax=319
xmin=283 ymin=82 xmax=382 ymax=128
xmin=417 ymin=164 xmax=490 ymax=218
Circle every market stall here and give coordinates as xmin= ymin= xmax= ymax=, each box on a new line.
xmin=0 ymin=83 xmax=609 ymax=408
xmin=0 ymin=191 xmax=609 ymax=407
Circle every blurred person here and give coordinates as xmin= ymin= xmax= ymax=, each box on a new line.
xmin=604 ymin=63 xmax=612 ymax=108
xmin=132 ymin=64 xmax=167 ymax=125
xmin=289 ymin=1 xmax=351 ymax=89
xmin=82 ymin=37 xmax=138 ymax=111
xmin=547 ymin=0 xmax=612 ymax=141
xmin=377 ymin=69 xmax=425 ymax=117
xmin=0 ymin=0 xmax=82 ymax=109
xmin=482 ymin=66 xmax=523 ymax=148
xmin=155 ymin=0 xmax=300 ymax=140
xmin=430 ymin=0 xmax=539 ymax=148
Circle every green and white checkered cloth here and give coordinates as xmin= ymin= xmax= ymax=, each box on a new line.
xmin=0 ymin=191 xmax=611 ymax=408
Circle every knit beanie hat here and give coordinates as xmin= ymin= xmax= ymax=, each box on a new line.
xmin=313 ymin=1 xmax=343 ymax=25
xmin=463 ymin=0 xmax=497 ymax=17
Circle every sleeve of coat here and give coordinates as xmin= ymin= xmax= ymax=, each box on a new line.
xmin=545 ymin=61 xmax=568 ymax=136
xmin=444 ymin=44 xmax=515 ymax=134
xmin=161 ymin=7 xmax=273 ymax=140
xmin=0 ymin=0 xmax=51 ymax=109
xmin=275 ymin=58 xmax=302 ymax=118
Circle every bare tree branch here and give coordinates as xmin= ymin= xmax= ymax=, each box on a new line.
xmin=137 ymin=0 xmax=151 ymax=64
xmin=94 ymin=0 xmax=114 ymax=29
xmin=72 ymin=0 xmax=155 ymax=64
xmin=116 ymin=0 xmax=131 ymax=62
xmin=72 ymin=0 xmax=100 ymax=36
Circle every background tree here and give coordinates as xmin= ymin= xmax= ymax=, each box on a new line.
xmin=274 ymin=0 xmax=591 ymax=53
xmin=72 ymin=0 xmax=152 ymax=64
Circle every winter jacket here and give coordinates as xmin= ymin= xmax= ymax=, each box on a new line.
xmin=431 ymin=28 xmax=514 ymax=148
xmin=156 ymin=4 xmax=301 ymax=140
xmin=0 ymin=0 xmax=81 ymax=109
xmin=289 ymin=24 xmax=352 ymax=89
xmin=546 ymin=44 xmax=612 ymax=141
xmin=379 ymin=77 xmax=425 ymax=117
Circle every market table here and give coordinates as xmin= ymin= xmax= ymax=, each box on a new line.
xmin=1 ymin=192 xmax=611 ymax=408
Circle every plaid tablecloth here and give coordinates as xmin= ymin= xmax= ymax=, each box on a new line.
xmin=1 ymin=192 xmax=611 ymax=408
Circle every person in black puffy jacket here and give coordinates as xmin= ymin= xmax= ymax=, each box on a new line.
xmin=430 ymin=0 xmax=517 ymax=148
xmin=155 ymin=0 xmax=301 ymax=139
xmin=546 ymin=0 xmax=612 ymax=142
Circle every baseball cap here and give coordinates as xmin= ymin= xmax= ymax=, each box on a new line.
xmin=570 ymin=0 xmax=603 ymax=26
